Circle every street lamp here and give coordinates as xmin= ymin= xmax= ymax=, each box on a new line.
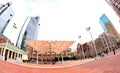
xmin=78 ymin=36 xmax=85 ymax=60
xmin=86 ymin=27 xmax=98 ymax=58
xmin=103 ymin=33 xmax=110 ymax=53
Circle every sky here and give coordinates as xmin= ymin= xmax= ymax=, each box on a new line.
xmin=1 ymin=0 xmax=120 ymax=49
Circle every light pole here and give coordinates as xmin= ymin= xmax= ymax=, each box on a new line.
xmin=3 ymin=23 xmax=17 ymax=60
xmin=103 ymin=33 xmax=110 ymax=53
xmin=78 ymin=36 xmax=85 ymax=60
xmin=86 ymin=27 xmax=98 ymax=58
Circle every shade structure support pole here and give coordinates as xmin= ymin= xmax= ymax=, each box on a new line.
xmin=58 ymin=55 xmax=60 ymax=62
xmin=42 ymin=53 xmax=44 ymax=64
xmin=36 ymin=51 xmax=39 ymax=64
xmin=61 ymin=52 xmax=64 ymax=63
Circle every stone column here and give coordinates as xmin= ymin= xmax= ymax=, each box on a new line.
xmin=16 ymin=53 xmax=20 ymax=61
xmin=0 ymin=48 xmax=1 ymax=55
xmin=0 ymin=48 xmax=3 ymax=55
xmin=7 ymin=50 xmax=10 ymax=59
xmin=17 ymin=53 xmax=19 ymax=59
xmin=11 ymin=52 xmax=13 ymax=59
xmin=0 ymin=48 xmax=3 ymax=59
xmin=14 ymin=53 xmax=16 ymax=60
xmin=2 ymin=48 xmax=6 ymax=60
xmin=20 ymin=54 xmax=22 ymax=59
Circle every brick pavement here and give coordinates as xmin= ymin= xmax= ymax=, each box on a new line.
xmin=0 ymin=49 xmax=120 ymax=73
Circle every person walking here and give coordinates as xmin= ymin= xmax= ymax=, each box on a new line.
xmin=113 ymin=48 xmax=116 ymax=55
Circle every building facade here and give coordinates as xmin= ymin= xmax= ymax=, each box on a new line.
xmin=0 ymin=2 xmax=14 ymax=33
xmin=16 ymin=16 xmax=40 ymax=49
xmin=0 ymin=43 xmax=28 ymax=61
xmin=99 ymin=14 xmax=120 ymax=41
xmin=100 ymin=32 xmax=118 ymax=50
xmin=0 ymin=34 xmax=7 ymax=43
xmin=105 ymin=0 xmax=120 ymax=17
xmin=77 ymin=32 xmax=118 ymax=58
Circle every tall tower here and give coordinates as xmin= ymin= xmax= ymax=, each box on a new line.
xmin=24 ymin=16 xmax=40 ymax=40
xmin=16 ymin=16 xmax=40 ymax=49
xmin=99 ymin=14 xmax=120 ymax=41
xmin=0 ymin=2 xmax=14 ymax=33
xmin=99 ymin=14 xmax=109 ymax=32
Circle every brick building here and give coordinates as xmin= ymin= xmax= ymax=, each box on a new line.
xmin=25 ymin=40 xmax=74 ymax=64
xmin=77 ymin=32 xmax=118 ymax=58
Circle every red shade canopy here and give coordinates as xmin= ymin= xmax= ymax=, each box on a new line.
xmin=25 ymin=40 xmax=74 ymax=54
xmin=50 ymin=41 xmax=74 ymax=54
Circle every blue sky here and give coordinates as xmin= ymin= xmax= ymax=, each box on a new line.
xmin=1 ymin=0 xmax=120 ymax=49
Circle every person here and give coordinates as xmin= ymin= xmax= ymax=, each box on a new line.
xmin=100 ymin=52 xmax=104 ymax=58
xmin=105 ymin=50 xmax=109 ymax=55
xmin=113 ymin=48 xmax=116 ymax=55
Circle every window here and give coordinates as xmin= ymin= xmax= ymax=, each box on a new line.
xmin=7 ymin=20 xmax=10 ymax=23
xmin=38 ymin=54 xmax=41 ymax=56
xmin=36 ymin=17 xmax=38 ymax=19
xmin=10 ymin=14 xmax=12 ymax=16
xmin=3 ymin=5 xmax=5 ymax=7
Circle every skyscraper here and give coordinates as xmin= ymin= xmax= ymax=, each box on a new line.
xmin=16 ymin=16 xmax=40 ymax=49
xmin=24 ymin=16 xmax=40 ymax=40
xmin=99 ymin=14 xmax=109 ymax=32
xmin=0 ymin=2 xmax=14 ymax=33
xmin=99 ymin=14 xmax=120 ymax=41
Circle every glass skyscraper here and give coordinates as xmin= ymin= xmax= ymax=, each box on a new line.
xmin=16 ymin=16 xmax=40 ymax=49
xmin=99 ymin=14 xmax=110 ymax=32
xmin=0 ymin=2 xmax=14 ymax=33
xmin=24 ymin=16 xmax=40 ymax=40
xmin=99 ymin=14 xmax=120 ymax=41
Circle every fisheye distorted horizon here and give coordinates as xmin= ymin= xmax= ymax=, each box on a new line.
xmin=1 ymin=0 xmax=120 ymax=47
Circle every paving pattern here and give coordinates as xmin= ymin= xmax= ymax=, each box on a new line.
xmin=0 ymin=49 xmax=120 ymax=73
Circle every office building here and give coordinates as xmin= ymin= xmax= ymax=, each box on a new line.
xmin=99 ymin=14 xmax=120 ymax=41
xmin=99 ymin=14 xmax=109 ymax=32
xmin=0 ymin=2 xmax=14 ymax=33
xmin=105 ymin=0 xmax=120 ymax=17
xmin=16 ymin=16 xmax=40 ymax=49
xmin=77 ymin=32 xmax=118 ymax=58
xmin=99 ymin=32 xmax=118 ymax=50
